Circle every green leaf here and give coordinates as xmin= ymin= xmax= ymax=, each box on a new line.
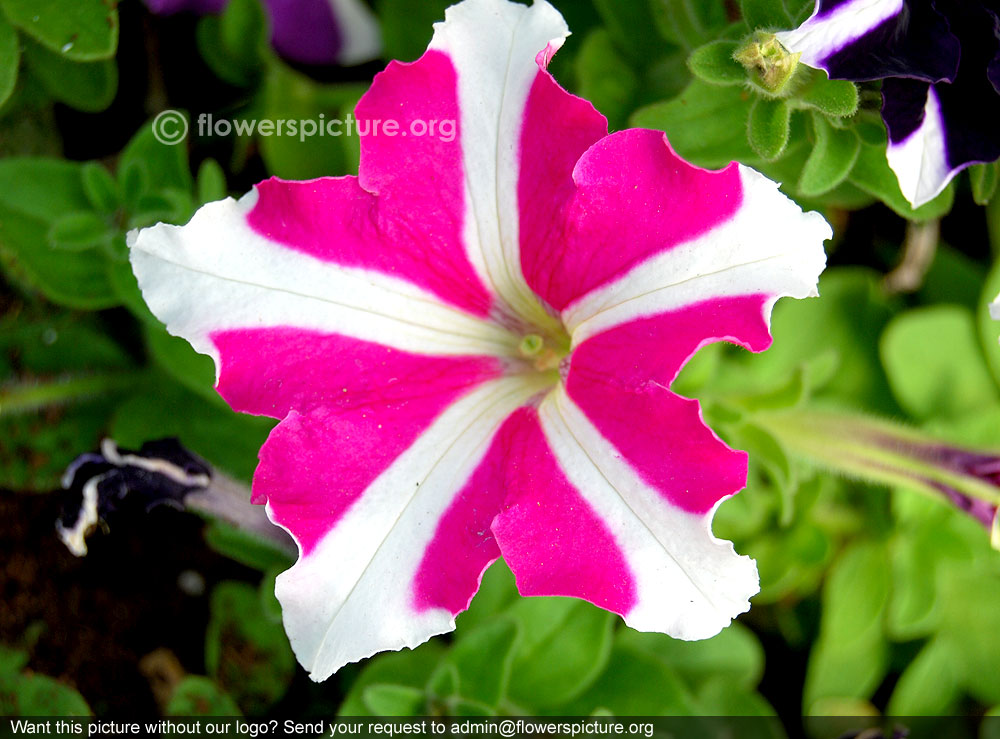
xmin=362 ymin=684 xmax=427 ymax=716
xmin=797 ymin=73 xmax=858 ymax=118
xmin=803 ymin=540 xmax=891 ymax=710
xmin=971 ymin=161 xmax=1000 ymax=206
xmin=797 ymin=114 xmax=860 ymax=196
xmin=118 ymin=115 xmax=194 ymax=197
xmin=22 ymin=38 xmax=116 ymax=112
xmin=338 ymin=642 xmax=446 ymax=716
xmin=715 ymin=269 xmax=899 ymax=413
xmin=695 ymin=679 xmax=779 ymax=719
xmin=197 ymin=158 xmax=228 ymax=205
xmin=887 ymin=639 xmax=961 ymax=716
xmin=979 ymin=257 xmax=1000 ymax=389
xmin=47 ymin=211 xmax=111 ymax=251
xmin=259 ymin=61 xmax=368 ymax=180
xmin=166 ymin=676 xmax=242 ymax=717
xmin=617 ymin=621 xmax=764 ymax=690
xmin=195 ymin=0 xmax=266 ymax=87
xmin=631 ymin=80 xmax=755 ymax=168
xmin=748 ymin=97 xmax=790 ymax=160
xmin=880 ymin=305 xmax=999 ymax=420
xmin=0 ymin=672 xmax=91 ymax=715
xmin=848 ymin=141 xmax=955 ymax=220
xmin=798 ymin=115 xmax=861 ymax=197
xmin=741 ymin=0 xmax=792 ymax=30
xmin=454 ymin=559 xmax=519 ymax=635
xmin=575 ymin=29 xmax=637 ymax=129
xmin=111 ymin=379 xmax=274 ymax=482
xmin=81 ymin=161 xmax=121 ymax=213
xmin=917 ymin=243 xmax=987 ymax=312
xmin=686 ymin=40 xmax=745 ymax=86
xmin=143 ymin=321 xmax=219 ymax=403
xmin=374 ymin=0 xmax=450 ymax=62
xmin=0 ymin=309 xmax=134 ymax=489
xmin=506 ymin=598 xmax=614 ymax=709
xmin=937 ymin=568 xmax=1000 ymax=705
xmin=648 ymin=0 xmax=727 ymax=50
xmin=204 ymin=521 xmax=294 ymax=573
xmin=0 ymin=645 xmax=29 ymax=675
xmin=591 ymin=0 xmax=663 ymax=63
xmin=0 ymin=9 xmax=19 ymax=108
xmin=0 ymin=0 xmax=117 ymax=60
xmin=0 ymin=158 xmax=119 ymax=308
xmin=205 ymin=581 xmax=295 ymax=714
xmin=561 ymin=646 xmax=700 ymax=714
xmin=445 ymin=619 xmax=518 ymax=709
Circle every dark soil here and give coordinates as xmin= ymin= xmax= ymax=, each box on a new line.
xmin=0 ymin=488 xmax=260 ymax=715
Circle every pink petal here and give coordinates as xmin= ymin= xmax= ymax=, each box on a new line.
xmin=566 ymin=296 xmax=772 ymax=515
xmin=491 ymin=408 xmax=638 ymax=616
xmin=494 ymin=387 xmax=759 ymax=640
xmin=521 ymin=130 xmax=744 ymax=313
xmin=247 ymin=51 xmax=491 ymax=318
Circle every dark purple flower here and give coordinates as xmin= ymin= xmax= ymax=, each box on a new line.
xmin=145 ymin=0 xmax=381 ymax=66
xmin=778 ymin=1 xmax=1000 ymax=207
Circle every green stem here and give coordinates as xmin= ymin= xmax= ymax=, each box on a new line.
xmin=0 ymin=372 xmax=143 ymax=417
xmin=754 ymin=406 xmax=1000 ymax=506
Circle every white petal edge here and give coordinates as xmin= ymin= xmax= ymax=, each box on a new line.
xmin=271 ymin=374 xmax=549 ymax=681
xmin=885 ymin=86 xmax=954 ymax=208
xmin=429 ymin=0 xmax=568 ymax=333
xmin=539 ymin=386 xmax=759 ymax=639
xmin=775 ymin=0 xmax=904 ymax=71
xmin=127 ymin=190 xmax=519 ymax=376
xmin=563 ymin=166 xmax=831 ymax=346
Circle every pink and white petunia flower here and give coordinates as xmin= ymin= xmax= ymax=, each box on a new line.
xmin=128 ymin=0 xmax=830 ymax=681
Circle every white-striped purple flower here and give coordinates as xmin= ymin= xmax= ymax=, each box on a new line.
xmin=778 ymin=0 xmax=1000 ymax=208
xmin=144 ymin=0 xmax=381 ymax=66
xmin=129 ymin=0 xmax=830 ymax=680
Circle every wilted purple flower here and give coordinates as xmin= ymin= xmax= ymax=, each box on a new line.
xmin=145 ymin=0 xmax=381 ymax=66
xmin=777 ymin=1 xmax=1000 ymax=208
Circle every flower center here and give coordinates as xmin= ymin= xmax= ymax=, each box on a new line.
xmin=517 ymin=331 xmax=569 ymax=373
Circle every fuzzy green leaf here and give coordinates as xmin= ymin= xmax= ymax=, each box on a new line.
xmin=798 ymin=114 xmax=861 ymax=196
xmin=748 ymin=96 xmax=790 ymax=160
xmin=631 ymin=80 xmax=755 ymax=168
xmin=798 ymin=74 xmax=859 ymax=117
xmin=687 ymin=40 xmax=745 ymax=86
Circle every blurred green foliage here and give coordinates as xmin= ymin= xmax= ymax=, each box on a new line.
xmin=3 ymin=0 xmax=1000 ymax=727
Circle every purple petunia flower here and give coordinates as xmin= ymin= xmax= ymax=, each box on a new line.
xmin=777 ymin=0 xmax=1000 ymax=208
xmin=145 ymin=0 xmax=381 ymax=66
xmin=128 ymin=0 xmax=830 ymax=680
